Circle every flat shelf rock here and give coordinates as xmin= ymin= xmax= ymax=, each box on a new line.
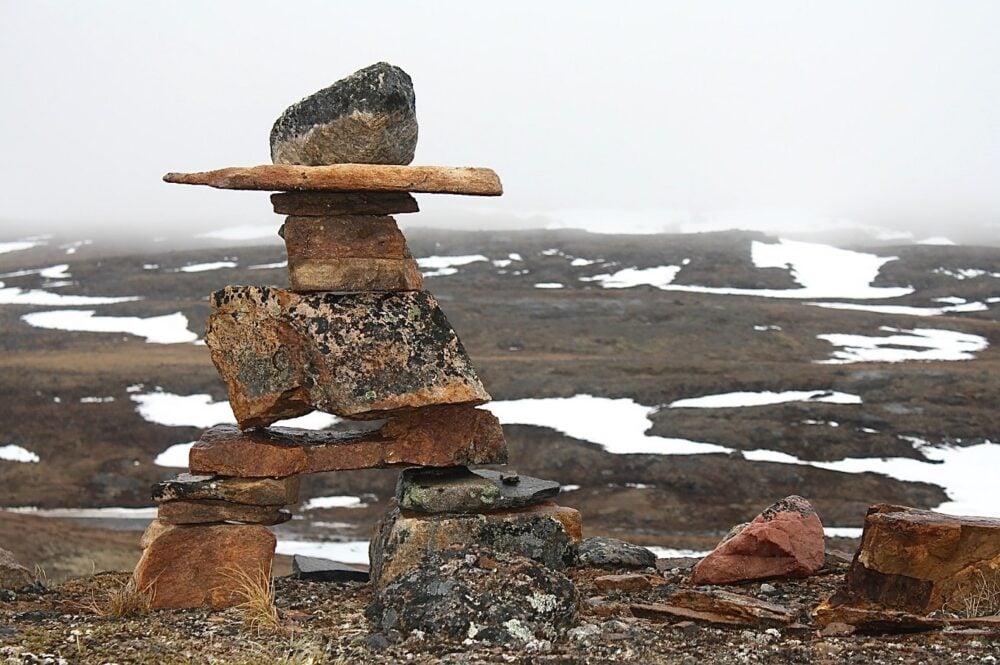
xmin=163 ymin=164 xmax=502 ymax=196
xmin=396 ymin=466 xmax=560 ymax=514
xmin=206 ymin=287 xmax=489 ymax=427
xmin=151 ymin=473 xmax=299 ymax=506
xmin=189 ymin=407 xmax=507 ymax=477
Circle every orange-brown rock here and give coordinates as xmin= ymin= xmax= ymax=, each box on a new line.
xmin=205 ymin=287 xmax=489 ymax=427
xmin=157 ymin=500 xmax=292 ymax=526
xmin=691 ymin=495 xmax=825 ymax=585
xmin=189 ymin=406 xmax=507 ymax=477
xmin=594 ymin=573 xmax=653 ymax=593
xmin=289 ymin=257 xmax=423 ymax=293
xmin=163 ymin=163 xmax=503 ymax=196
xmin=824 ymin=504 xmax=1000 ymax=616
xmin=370 ymin=501 xmax=582 ymax=589
xmin=631 ymin=589 xmax=795 ymax=627
xmin=151 ymin=473 xmax=299 ymax=506
xmin=281 ymin=215 xmax=410 ymax=259
xmin=133 ymin=524 xmax=276 ymax=609
xmin=272 ymin=191 xmax=419 ymax=216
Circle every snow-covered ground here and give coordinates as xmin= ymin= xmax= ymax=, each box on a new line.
xmin=302 ymin=496 xmax=366 ymax=510
xmin=175 ymin=260 xmax=237 ymax=273
xmin=22 ymin=310 xmax=199 ymax=344
xmin=0 ymin=285 xmax=140 ymax=306
xmin=668 ymin=390 xmax=860 ymax=409
xmin=807 ymin=301 xmax=990 ymax=317
xmin=817 ymin=327 xmax=989 ymax=363
xmin=0 ymin=444 xmax=40 ymax=463
xmin=417 ymin=254 xmax=489 ymax=277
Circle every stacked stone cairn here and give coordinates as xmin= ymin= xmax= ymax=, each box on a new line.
xmin=134 ymin=63 xmax=582 ymax=618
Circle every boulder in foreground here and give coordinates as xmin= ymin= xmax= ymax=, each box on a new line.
xmin=0 ymin=547 xmax=33 ymax=591
xmin=205 ymin=287 xmax=489 ymax=427
xmin=270 ymin=62 xmax=417 ymax=166
xmin=691 ymin=495 xmax=825 ymax=585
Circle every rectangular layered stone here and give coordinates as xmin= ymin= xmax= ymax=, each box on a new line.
xmin=282 ymin=215 xmax=410 ymax=259
xmin=272 ymin=191 xmax=419 ymax=216
xmin=289 ymin=257 xmax=423 ymax=292
xmin=369 ymin=501 xmax=582 ymax=589
xmin=205 ymin=287 xmax=489 ymax=427
xmin=189 ymin=406 xmax=507 ymax=477
xmin=151 ymin=473 xmax=299 ymax=506
xmin=157 ymin=499 xmax=292 ymax=526
xmin=133 ymin=523 xmax=275 ymax=609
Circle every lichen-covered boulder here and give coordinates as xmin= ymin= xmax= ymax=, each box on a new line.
xmin=270 ymin=62 xmax=417 ymax=166
xmin=205 ymin=287 xmax=489 ymax=427
xmin=366 ymin=546 xmax=578 ymax=644
xmin=396 ymin=466 xmax=560 ymax=514
xmin=577 ymin=536 xmax=657 ymax=570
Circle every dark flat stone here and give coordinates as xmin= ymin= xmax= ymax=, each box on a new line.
xmin=396 ymin=466 xmax=560 ymax=514
xmin=292 ymin=554 xmax=370 ymax=583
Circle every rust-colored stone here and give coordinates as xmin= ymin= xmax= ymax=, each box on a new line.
xmin=157 ymin=500 xmax=292 ymax=526
xmin=282 ymin=215 xmax=410 ymax=259
xmin=289 ymin=257 xmax=423 ymax=293
xmin=152 ymin=474 xmax=299 ymax=506
xmin=139 ymin=519 xmax=173 ymax=549
xmin=189 ymin=406 xmax=507 ymax=477
xmin=133 ymin=524 xmax=275 ymax=609
xmin=272 ymin=191 xmax=419 ymax=216
xmin=205 ymin=287 xmax=489 ymax=427
xmin=691 ymin=495 xmax=825 ymax=585
xmin=826 ymin=504 xmax=1000 ymax=616
xmin=369 ymin=501 xmax=582 ymax=589
xmin=594 ymin=573 xmax=653 ymax=593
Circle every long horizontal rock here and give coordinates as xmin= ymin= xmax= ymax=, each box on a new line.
xmin=189 ymin=407 xmax=507 ymax=477
xmin=205 ymin=287 xmax=488 ymax=427
xmin=163 ymin=164 xmax=502 ymax=196
xmin=396 ymin=466 xmax=560 ymax=514
xmin=157 ymin=500 xmax=292 ymax=526
xmin=151 ymin=473 xmax=299 ymax=506
xmin=272 ymin=191 xmax=419 ymax=216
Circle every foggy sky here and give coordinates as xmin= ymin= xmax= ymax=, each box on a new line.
xmin=1 ymin=1 xmax=998 ymax=241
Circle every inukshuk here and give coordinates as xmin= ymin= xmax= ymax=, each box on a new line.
xmin=134 ymin=63 xmax=581 ymax=609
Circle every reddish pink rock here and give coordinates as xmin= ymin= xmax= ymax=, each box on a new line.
xmin=691 ymin=495 xmax=825 ymax=585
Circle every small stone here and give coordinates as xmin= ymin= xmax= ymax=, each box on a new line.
xmin=133 ymin=524 xmax=275 ymax=609
xmin=364 ymin=633 xmax=391 ymax=651
xmin=691 ymin=495 xmax=825 ymax=585
xmin=206 ymin=287 xmax=489 ymax=426
xmin=820 ymin=622 xmax=856 ymax=637
xmin=760 ymin=583 xmax=777 ymax=594
xmin=189 ymin=406 xmax=506 ymax=477
xmin=271 ymin=62 xmax=417 ymax=166
xmin=395 ymin=466 xmax=559 ymax=514
xmin=151 ymin=473 xmax=300 ymax=506
xmin=366 ymin=545 xmax=578 ymax=644
xmin=369 ymin=502 xmax=582 ymax=589
xmin=272 ymin=191 xmax=419 ymax=216
xmin=500 ymin=472 xmax=520 ymax=485
xmin=0 ymin=548 xmax=33 ymax=591
xmin=291 ymin=554 xmax=369 ymax=583
xmin=156 ymin=500 xmax=291 ymax=526
xmin=567 ymin=623 xmax=601 ymax=642
xmin=594 ymin=574 xmax=652 ymax=593
xmin=577 ymin=536 xmax=657 ymax=570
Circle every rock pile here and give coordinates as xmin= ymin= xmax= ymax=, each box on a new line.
xmin=137 ymin=63 xmax=580 ymax=616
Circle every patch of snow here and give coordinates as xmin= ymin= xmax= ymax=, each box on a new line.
xmin=934 ymin=267 xmax=1000 ymax=280
xmin=645 ymin=547 xmax=711 ymax=559
xmin=0 ymin=240 xmax=44 ymax=255
xmin=133 ymin=391 xmax=339 ymax=429
xmin=303 ymin=496 xmax=365 ymax=510
xmin=274 ymin=539 xmax=370 ymax=564
xmin=825 ymin=527 xmax=863 ymax=538
xmin=492 ymin=259 xmax=512 ymax=268
xmin=817 ymin=327 xmax=988 ymax=363
xmin=142 ymin=264 xmax=159 ymax=270
xmin=541 ymin=248 xmax=561 ymax=256
xmin=918 ymin=237 xmax=956 ymax=246
xmin=176 ymin=261 xmax=238 ymax=273
xmin=934 ymin=297 xmax=967 ymax=305
xmin=754 ymin=325 xmax=782 ymax=331
xmin=154 ymin=442 xmax=195 ymax=468
xmin=560 ymin=485 xmax=581 ymax=492
xmin=534 ymin=283 xmax=565 ymax=289
xmin=0 ymin=445 xmax=40 ymax=463
xmin=624 ymin=483 xmax=654 ymax=489
xmin=570 ymin=258 xmax=598 ymax=267
xmin=198 ymin=225 xmax=276 ymax=241
xmin=668 ymin=390 xmax=861 ymax=409
xmin=80 ymin=396 xmax=115 ymax=403
xmin=807 ymin=301 xmax=989 ymax=317
xmin=417 ymin=254 xmax=489 ymax=277
xmin=22 ymin=310 xmax=198 ymax=344
xmin=7 ymin=506 xmax=157 ymax=519
xmin=508 ymin=253 xmax=523 ymax=261
xmin=40 ymin=264 xmax=70 ymax=279
xmin=489 ymin=395 xmax=730 ymax=455
xmin=248 ymin=260 xmax=287 ymax=270
xmin=0 ymin=287 xmax=140 ymax=306
xmin=584 ymin=265 xmax=682 ymax=289
xmin=60 ymin=240 xmax=92 ymax=255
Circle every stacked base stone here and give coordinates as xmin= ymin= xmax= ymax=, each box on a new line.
xmin=135 ymin=63 xmax=581 ymax=611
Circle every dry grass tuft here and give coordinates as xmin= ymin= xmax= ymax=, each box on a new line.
xmin=225 ymin=564 xmax=283 ymax=634
xmin=952 ymin=568 xmax=1000 ymax=618
xmin=88 ymin=575 xmax=153 ymax=617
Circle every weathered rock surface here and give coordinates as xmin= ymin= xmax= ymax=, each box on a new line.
xmin=205 ymin=287 xmax=489 ymax=426
xmin=270 ymin=62 xmax=418 ymax=166
xmin=370 ymin=502 xmax=582 ymax=589
xmin=272 ymin=191 xmax=419 ymax=216
xmin=189 ymin=407 xmax=506 ymax=477
xmin=691 ymin=495 xmax=825 ymax=585
xmin=577 ymin=536 xmax=657 ymax=570
xmin=289 ymin=257 xmax=423 ymax=293
xmin=631 ymin=589 xmax=796 ymax=626
xmin=366 ymin=545 xmax=578 ymax=644
xmin=396 ymin=466 xmax=560 ymax=514
xmin=151 ymin=473 xmax=299 ymax=506
xmin=156 ymin=500 xmax=291 ymax=526
xmin=282 ymin=215 xmax=410 ymax=259
xmin=0 ymin=547 xmax=33 ymax=590
xmin=594 ymin=573 xmax=653 ymax=593
xmin=133 ymin=524 xmax=275 ymax=609
xmin=824 ymin=504 xmax=1000 ymax=616
xmin=292 ymin=554 xmax=369 ymax=583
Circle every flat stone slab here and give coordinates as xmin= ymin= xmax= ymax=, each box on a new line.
xmin=151 ymin=473 xmax=299 ymax=506
xmin=206 ymin=287 xmax=489 ymax=427
xmin=396 ymin=466 xmax=560 ymax=514
xmin=156 ymin=499 xmax=292 ymax=526
xmin=272 ymin=191 xmax=419 ymax=216
xmin=370 ymin=501 xmax=582 ymax=589
xmin=292 ymin=554 xmax=370 ymax=583
xmin=631 ymin=589 xmax=796 ymax=627
xmin=163 ymin=164 xmax=502 ymax=195
xmin=189 ymin=407 xmax=507 ymax=477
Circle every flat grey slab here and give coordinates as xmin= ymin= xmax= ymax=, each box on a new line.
xmin=291 ymin=554 xmax=369 ymax=583
xmin=396 ymin=466 xmax=560 ymax=514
